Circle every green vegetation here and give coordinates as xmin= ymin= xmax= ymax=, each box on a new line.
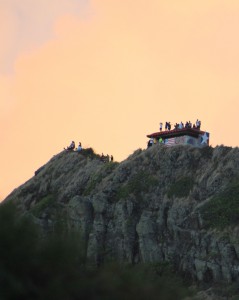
xmin=29 ymin=195 xmax=68 ymax=232
xmin=167 ymin=177 xmax=194 ymax=198
xmin=30 ymin=194 xmax=56 ymax=217
xmin=199 ymin=181 xmax=239 ymax=229
xmin=83 ymin=161 xmax=118 ymax=196
xmin=0 ymin=202 xmax=193 ymax=300
xmin=103 ymin=161 xmax=119 ymax=174
xmin=81 ymin=147 xmax=100 ymax=159
xmin=117 ymin=171 xmax=158 ymax=200
xmin=200 ymin=146 xmax=213 ymax=159
xmin=83 ymin=173 xmax=104 ymax=196
xmin=212 ymin=282 xmax=239 ymax=300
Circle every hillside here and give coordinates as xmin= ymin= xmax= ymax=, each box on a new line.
xmin=4 ymin=145 xmax=239 ymax=288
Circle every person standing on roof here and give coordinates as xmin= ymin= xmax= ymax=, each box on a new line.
xmin=196 ymin=119 xmax=201 ymax=129
xmin=196 ymin=119 xmax=199 ymax=128
xmin=159 ymin=122 xmax=163 ymax=131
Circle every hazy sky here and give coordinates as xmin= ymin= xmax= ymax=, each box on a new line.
xmin=1 ymin=0 xmax=239 ymax=200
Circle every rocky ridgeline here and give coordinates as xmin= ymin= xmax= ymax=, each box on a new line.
xmin=4 ymin=145 xmax=239 ymax=284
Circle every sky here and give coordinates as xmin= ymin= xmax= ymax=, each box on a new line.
xmin=1 ymin=0 xmax=239 ymax=201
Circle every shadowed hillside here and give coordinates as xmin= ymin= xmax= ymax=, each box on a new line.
xmin=3 ymin=145 xmax=239 ymax=299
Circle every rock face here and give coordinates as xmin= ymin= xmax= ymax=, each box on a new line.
xmin=4 ymin=145 xmax=239 ymax=283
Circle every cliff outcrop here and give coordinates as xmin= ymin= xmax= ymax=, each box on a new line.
xmin=5 ymin=145 xmax=239 ymax=285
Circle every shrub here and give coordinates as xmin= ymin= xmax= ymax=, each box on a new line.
xmin=200 ymin=146 xmax=213 ymax=159
xmin=85 ymin=262 xmax=194 ymax=300
xmin=199 ymin=180 xmax=239 ymax=229
xmin=167 ymin=177 xmax=194 ymax=198
xmin=30 ymin=194 xmax=56 ymax=217
xmin=117 ymin=171 xmax=158 ymax=200
xmin=83 ymin=173 xmax=104 ymax=196
xmin=103 ymin=161 xmax=119 ymax=174
xmin=83 ymin=162 xmax=118 ymax=196
xmin=81 ymin=148 xmax=100 ymax=159
xmin=0 ymin=202 xmax=194 ymax=300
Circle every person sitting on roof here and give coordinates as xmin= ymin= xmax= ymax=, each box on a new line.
xmin=66 ymin=141 xmax=75 ymax=151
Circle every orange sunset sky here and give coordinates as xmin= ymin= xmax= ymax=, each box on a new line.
xmin=1 ymin=0 xmax=239 ymax=201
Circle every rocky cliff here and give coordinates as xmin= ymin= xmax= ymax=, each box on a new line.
xmin=5 ymin=145 xmax=239 ymax=284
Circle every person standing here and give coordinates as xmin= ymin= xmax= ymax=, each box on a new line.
xmin=159 ymin=122 xmax=163 ymax=131
xmin=196 ymin=119 xmax=201 ymax=129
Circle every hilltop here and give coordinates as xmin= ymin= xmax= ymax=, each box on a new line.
xmin=4 ymin=145 xmax=239 ymax=297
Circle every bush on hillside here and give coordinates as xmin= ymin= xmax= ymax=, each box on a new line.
xmin=167 ymin=177 xmax=194 ymax=198
xmin=0 ymin=202 xmax=193 ymax=300
xmin=81 ymin=148 xmax=100 ymax=159
xmin=199 ymin=180 xmax=239 ymax=229
xmin=117 ymin=171 xmax=159 ymax=200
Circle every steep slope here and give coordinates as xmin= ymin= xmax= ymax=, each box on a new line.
xmin=4 ymin=145 xmax=239 ymax=283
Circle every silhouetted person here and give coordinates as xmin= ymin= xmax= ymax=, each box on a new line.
xmin=196 ymin=119 xmax=201 ymax=129
xmin=77 ymin=142 xmax=82 ymax=152
xmin=147 ymin=139 xmax=153 ymax=148
xmin=66 ymin=141 xmax=75 ymax=151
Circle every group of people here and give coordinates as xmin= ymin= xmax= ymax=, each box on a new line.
xmin=65 ymin=141 xmax=114 ymax=162
xmin=159 ymin=119 xmax=201 ymax=131
xmin=65 ymin=141 xmax=82 ymax=152
xmin=147 ymin=138 xmax=161 ymax=148
xmin=100 ymin=153 xmax=114 ymax=163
